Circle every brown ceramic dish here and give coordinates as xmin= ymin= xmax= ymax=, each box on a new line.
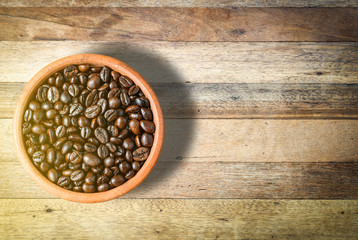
xmin=13 ymin=54 xmax=164 ymax=203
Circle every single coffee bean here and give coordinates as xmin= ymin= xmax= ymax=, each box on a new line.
xmin=97 ymin=115 xmax=106 ymax=127
xmin=104 ymin=157 xmax=115 ymax=167
xmin=133 ymin=147 xmax=150 ymax=161
xmin=123 ymin=138 xmax=135 ymax=150
xmin=55 ymin=125 xmax=66 ymax=138
xmin=59 ymin=105 xmax=69 ymax=115
xmin=96 ymin=98 xmax=108 ymax=114
xmin=88 ymin=137 xmax=100 ymax=146
xmin=83 ymin=153 xmax=101 ymax=167
xmin=41 ymin=101 xmax=53 ymax=111
xmin=39 ymin=162 xmax=50 ymax=173
xmin=33 ymin=109 xmax=45 ymax=123
xmin=125 ymin=170 xmax=135 ymax=180
xmin=71 ymin=116 xmax=79 ymax=127
xmin=24 ymin=109 xmax=33 ymax=122
xmin=78 ymin=115 xmax=90 ymax=127
xmin=69 ymin=150 xmax=82 ymax=164
xmin=108 ymin=97 xmax=121 ymax=109
xmin=108 ymin=88 xmax=121 ymax=98
xmin=64 ymin=65 xmax=79 ymax=78
xmin=87 ymin=74 xmax=101 ymax=90
xmin=104 ymin=109 xmax=118 ymax=122
xmin=117 ymin=129 xmax=129 ymax=139
xmin=115 ymin=117 xmax=127 ymax=129
xmin=37 ymin=86 xmax=49 ymax=102
xmin=120 ymin=92 xmax=130 ymax=106
xmin=22 ymin=122 xmax=32 ymax=134
xmin=47 ymin=129 xmax=55 ymax=144
xmin=105 ymin=142 xmax=117 ymax=153
xmin=40 ymin=144 xmax=50 ymax=152
xmin=110 ymin=137 xmax=122 ymax=145
xmin=61 ymin=141 xmax=73 ymax=155
xmin=128 ymin=85 xmax=140 ymax=96
xmin=78 ymin=64 xmax=90 ymax=72
xmin=97 ymin=145 xmax=109 ymax=159
xmin=97 ymin=175 xmax=109 ymax=185
xmin=84 ymin=143 xmax=97 ymax=153
xmin=78 ymin=73 xmax=88 ymax=86
xmin=132 ymin=161 xmax=141 ymax=171
xmin=140 ymin=120 xmax=155 ymax=133
xmin=54 ymin=101 xmax=64 ymax=111
xmin=85 ymin=105 xmax=101 ymax=118
xmin=85 ymin=89 xmax=99 ymax=107
xmin=125 ymin=105 xmax=140 ymax=114
xmin=32 ymin=124 xmax=46 ymax=135
xmin=110 ymin=175 xmax=125 ymax=187
xmin=111 ymin=71 xmax=120 ymax=80
xmin=54 ymin=115 xmax=62 ymax=126
xmin=47 ymin=86 xmax=60 ymax=103
xmin=135 ymin=97 xmax=150 ymax=107
xmin=69 ymin=103 xmax=83 ymax=116
xmin=141 ymin=107 xmax=153 ymax=121
xmin=46 ymin=148 xmax=56 ymax=164
xmin=73 ymin=142 xmax=83 ymax=151
xmin=97 ymin=183 xmax=109 ymax=192
xmin=125 ymin=150 xmax=133 ymax=162
xmin=103 ymin=167 xmax=113 ymax=177
xmin=119 ymin=75 xmax=133 ymax=88
xmin=129 ymin=119 xmax=141 ymax=135
xmin=91 ymin=164 xmax=104 ymax=174
xmin=55 ymin=74 xmax=64 ymax=88
xmin=109 ymin=80 xmax=119 ymax=89
xmin=135 ymin=135 xmax=141 ymax=147
xmin=111 ymin=166 xmax=121 ymax=176
xmin=68 ymin=133 xmax=84 ymax=143
xmin=68 ymin=84 xmax=80 ymax=97
xmin=62 ymin=169 xmax=73 ymax=177
xmin=58 ymin=176 xmax=70 ymax=187
xmin=67 ymin=126 xmax=79 ymax=134
xmin=119 ymin=161 xmax=131 ymax=174
xmin=107 ymin=125 xmax=119 ymax=137
xmin=54 ymin=137 xmax=67 ymax=150
xmin=47 ymin=168 xmax=59 ymax=183
xmin=39 ymin=133 xmax=49 ymax=144
xmin=82 ymin=184 xmax=96 ymax=193
xmin=29 ymin=100 xmax=41 ymax=111
xmin=129 ymin=112 xmax=143 ymax=120
xmin=84 ymin=172 xmax=96 ymax=185
xmin=94 ymin=127 xmax=109 ymax=144
xmin=70 ymin=169 xmax=85 ymax=181
xmin=81 ymin=126 xmax=92 ymax=139
xmin=33 ymin=151 xmax=45 ymax=163
xmin=100 ymin=66 xmax=111 ymax=83
xmin=141 ymin=132 xmax=154 ymax=147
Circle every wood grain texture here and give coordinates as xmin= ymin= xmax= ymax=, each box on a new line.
xmin=2 ymin=119 xmax=357 ymax=163
xmin=1 ymin=199 xmax=357 ymax=239
xmin=1 ymin=0 xmax=357 ymax=7
xmin=1 ymin=41 xmax=358 ymax=84
xmin=2 ymin=82 xmax=358 ymax=119
xmin=1 ymin=8 xmax=357 ymax=41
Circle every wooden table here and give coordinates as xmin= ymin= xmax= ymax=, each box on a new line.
xmin=1 ymin=1 xmax=358 ymax=239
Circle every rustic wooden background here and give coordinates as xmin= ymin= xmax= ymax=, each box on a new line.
xmin=1 ymin=1 xmax=358 ymax=239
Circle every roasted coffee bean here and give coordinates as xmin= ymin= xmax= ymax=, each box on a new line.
xmin=119 ymin=75 xmax=133 ymax=88
xmin=24 ymin=109 xmax=33 ymax=122
xmin=117 ymin=129 xmax=129 ymax=139
xmin=141 ymin=133 xmax=154 ymax=147
xmin=97 ymin=115 xmax=106 ymax=127
xmin=135 ymin=135 xmax=141 ymax=147
xmin=73 ymin=186 xmax=83 ymax=192
xmin=78 ymin=116 xmax=90 ymax=127
xmin=70 ymin=76 xmax=79 ymax=85
xmin=58 ymin=176 xmax=70 ymax=187
xmin=32 ymin=124 xmax=46 ymax=135
xmin=64 ymin=65 xmax=78 ymax=78
xmin=68 ymin=133 xmax=84 ymax=143
xmin=111 ymin=166 xmax=121 ymax=176
xmin=98 ymin=183 xmax=109 ymax=192
xmin=47 ymin=168 xmax=59 ymax=183
xmin=39 ymin=162 xmax=50 ymax=173
xmin=69 ymin=162 xmax=81 ymax=171
xmin=33 ymin=109 xmax=45 ymax=123
xmin=83 ymin=153 xmax=101 ymax=167
xmin=85 ymin=89 xmax=99 ymax=107
xmin=59 ymin=105 xmax=69 ymax=115
xmin=88 ymin=137 xmax=100 ymax=146
xmin=132 ymin=161 xmax=141 ymax=171
xmin=119 ymin=161 xmax=131 ymax=174
xmin=104 ymin=109 xmax=118 ymax=122
xmin=107 ymin=125 xmax=119 ymax=137
xmin=125 ymin=170 xmax=135 ymax=180
xmin=33 ymin=151 xmax=45 ymax=163
xmin=103 ymin=167 xmax=113 ymax=178
xmin=115 ymin=117 xmax=127 ymax=130
xmin=87 ymin=74 xmax=101 ymax=90
xmin=29 ymin=100 xmax=41 ymax=111
xmin=105 ymin=142 xmax=117 ymax=153
xmin=97 ymin=175 xmax=109 ymax=185
xmin=90 ymin=118 xmax=97 ymax=129
xmin=68 ymin=84 xmax=80 ymax=97
xmin=63 ymin=82 xmax=70 ymax=91
xmin=120 ymin=92 xmax=130 ymax=106
xmin=29 ymin=134 xmax=40 ymax=145
xmin=69 ymin=150 xmax=82 ymax=164
xmin=129 ymin=112 xmax=143 ymax=120
xmin=54 ymin=137 xmax=67 ymax=150
xmin=129 ymin=95 xmax=136 ymax=102
xmin=54 ymin=101 xmax=64 ymax=111
xmin=97 ymin=145 xmax=109 ymax=158
xmin=111 ymin=71 xmax=120 ymax=80
xmin=123 ymin=138 xmax=135 ymax=150
xmin=78 ymin=64 xmax=90 ymax=72
xmin=22 ymin=122 xmax=32 ymax=135
xmin=54 ymin=73 xmax=64 ymax=88
xmin=67 ymin=126 xmax=79 ymax=134
xmin=40 ymin=144 xmax=50 ymax=152
xmin=55 ymin=125 xmax=66 ymax=138
xmin=125 ymin=150 xmax=133 ymax=162
xmin=100 ymin=66 xmax=111 ymax=83
xmin=91 ymin=66 xmax=101 ymax=73
xmin=91 ymin=164 xmax=104 ymax=174
xmin=46 ymin=109 xmax=57 ymax=120
xmin=41 ymin=101 xmax=53 ymax=111
xmin=39 ymin=133 xmax=49 ymax=144
xmin=84 ymin=172 xmax=96 ymax=185
xmin=129 ymin=119 xmax=141 ymax=135
xmin=62 ymin=169 xmax=73 ymax=177
xmin=61 ymin=141 xmax=73 ymax=155
xmin=82 ymin=184 xmax=96 ymax=193
xmin=133 ymin=147 xmax=150 ymax=161
xmin=108 ymin=97 xmax=121 ymax=109
xmin=43 ymin=120 xmax=54 ymax=128
xmin=46 ymin=148 xmax=56 ymax=164
xmin=141 ymin=107 xmax=153 ymax=121
xmin=73 ymin=142 xmax=83 ymax=151
xmin=70 ymin=169 xmax=85 ymax=181
xmin=85 ymin=105 xmax=101 ymax=118
xmin=104 ymin=157 xmax=115 ymax=167
xmin=84 ymin=143 xmax=97 ymax=153
xmin=110 ymin=175 xmax=125 ymax=187
xmin=37 ymin=86 xmax=48 ymax=102
xmin=96 ymin=98 xmax=108 ymax=114
xmin=135 ymin=97 xmax=150 ymax=107
xmin=69 ymin=103 xmax=83 ymax=116
xmin=81 ymin=127 xmax=92 ymax=139
xmin=128 ymin=85 xmax=140 ymax=96
xmin=61 ymin=115 xmax=70 ymax=127
xmin=125 ymin=105 xmax=140 ymax=113
xmin=140 ymin=120 xmax=155 ymax=133
xmin=110 ymin=137 xmax=122 ymax=145
xmin=71 ymin=116 xmax=79 ymax=127
xmin=108 ymin=88 xmax=121 ymax=98
xmin=48 ymin=76 xmax=56 ymax=85
xmin=94 ymin=127 xmax=109 ymax=144
xmin=47 ymin=86 xmax=60 ymax=103
xmin=109 ymin=80 xmax=119 ymax=89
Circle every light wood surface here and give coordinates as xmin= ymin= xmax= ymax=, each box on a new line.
xmin=1 ymin=199 xmax=357 ymax=239
xmin=1 ymin=8 xmax=357 ymax=41
xmin=1 ymin=1 xmax=357 ymax=239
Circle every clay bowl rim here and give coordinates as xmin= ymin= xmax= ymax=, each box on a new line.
xmin=13 ymin=54 xmax=164 ymax=203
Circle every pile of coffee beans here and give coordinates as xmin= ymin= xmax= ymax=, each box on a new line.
xmin=22 ymin=64 xmax=155 ymax=193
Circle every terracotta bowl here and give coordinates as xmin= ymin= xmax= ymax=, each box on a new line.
xmin=13 ymin=54 xmax=164 ymax=203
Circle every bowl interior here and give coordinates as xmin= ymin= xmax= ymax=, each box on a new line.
xmin=13 ymin=54 xmax=164 ymax=203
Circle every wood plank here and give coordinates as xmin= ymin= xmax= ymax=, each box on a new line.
xmin=1 ymin=8 xmax=357 ymax=41
xmin=1 ymin=199 xmax=357 ymax=239
xmin=1 ymin=41 xmax=358 ymax=84
xmin=1 ymin=0 xmax=357 ymax=7
xmin=2 ymin=82 xmax=358 ymax=119
xmin=3 ymin=119 xmax=357 ymax=163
